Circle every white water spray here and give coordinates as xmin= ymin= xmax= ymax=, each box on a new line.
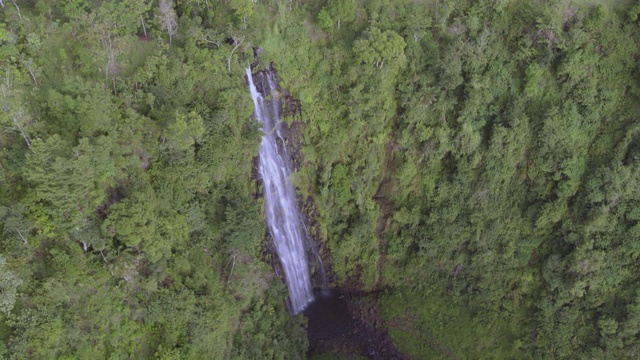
xmin=246 ymin=67 xmax=313 ymax=313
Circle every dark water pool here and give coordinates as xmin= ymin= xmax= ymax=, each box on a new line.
xmin=303 ymin=288 xmax=353 ymax=348
xmin=303 ymin=288 xmax=408 ymax=359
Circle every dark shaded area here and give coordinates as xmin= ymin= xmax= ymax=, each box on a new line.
xmin=305 ymin=288 xmax=409 ymax=360
xmin=305 ymin=289 xmax=352 ymax=347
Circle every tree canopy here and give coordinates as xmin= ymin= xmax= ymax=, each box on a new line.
xmin=2 ymin=0 xmax=640 ymax=358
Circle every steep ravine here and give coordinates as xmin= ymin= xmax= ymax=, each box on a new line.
xmin=248 ymin=63 xmax=407 ymax=359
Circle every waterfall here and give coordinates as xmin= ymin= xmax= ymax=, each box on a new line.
xmin=246 ymin=67 xmax=314 ymax=314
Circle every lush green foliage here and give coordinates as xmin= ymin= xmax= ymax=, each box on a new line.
xmin=260 ymin=0 xmax=640 ymax=358
xmin=0 ymin=1 xmax=305 ymax=358
xmin=3 ymin=0 xmax=640 ymax=358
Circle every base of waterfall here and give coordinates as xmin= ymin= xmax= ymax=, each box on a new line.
xmin=303 ymin=288 xmax=408 ymax=360
xmin=303 ymin=289 xmax=350 ymax=347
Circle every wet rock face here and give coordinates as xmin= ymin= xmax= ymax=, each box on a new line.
xmin=250 ymin=65 xmax=330 ymax=293
xmin=249 ymin=65 xmax=279 ymax=98
xmin=252 ymin=47 xmax=262 ymax=68
xmin=248 ymin=67 xmax=314 ymax=313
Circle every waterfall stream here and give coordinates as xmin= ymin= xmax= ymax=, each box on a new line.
xmin=246 ymin=68 xmax=314 ymax=314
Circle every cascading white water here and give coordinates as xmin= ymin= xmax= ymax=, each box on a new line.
xmin=246 ymin=67 xmax=314 ymax=314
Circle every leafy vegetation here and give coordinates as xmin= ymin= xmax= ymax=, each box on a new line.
xmin=0 ymin=1 xmax=303 ymax=358
xmin=2 ymin=0 xmax=640 ymax=358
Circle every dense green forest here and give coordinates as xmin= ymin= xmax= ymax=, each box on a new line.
xmin=2 ymin=0 xmax=640 ymax=358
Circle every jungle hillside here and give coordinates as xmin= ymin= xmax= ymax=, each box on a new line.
xmin=2 ymin=0 xmax=640 ymax=358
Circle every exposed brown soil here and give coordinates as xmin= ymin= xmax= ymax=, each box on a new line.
xmin=374 ymin=122 xmax=400 ymax=290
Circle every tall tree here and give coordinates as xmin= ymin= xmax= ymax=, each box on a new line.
xmin=0 ymin=255 xmax=22 ymax=316
xmin=158 ymin=0 xmax=178 ymax=44
xmin=0 ymin=66 xmax=32 ymax=148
